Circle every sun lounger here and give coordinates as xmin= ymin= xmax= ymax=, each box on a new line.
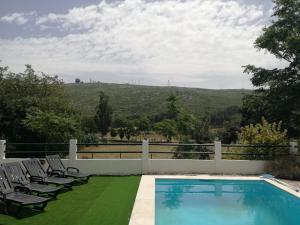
xmin=2 ymin=162 xmax=62 ymax=198
xmin=22 ymin=159 xmax=74 ymax=189
xmin=46 ymin=155 xmax=90 ymax=182
xmin=0 ymin=167 xmax=49 ymax=215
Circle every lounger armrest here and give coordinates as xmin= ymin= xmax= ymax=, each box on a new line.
xmin=12 ymin=180 xmax=23 ymax=186
xmin=67 ymin=167 xmax=79 ymax=173
xmin=30 ymin=176 xmax=44 ymax=183
xmin=49 ymin=169 xmax=65 ymax=176
xmin=14 ymin=185 xmax=30 ymax=193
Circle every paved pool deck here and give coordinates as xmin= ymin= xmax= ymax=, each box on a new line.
xmin=280 ymin=179 xmax=300 ymax=189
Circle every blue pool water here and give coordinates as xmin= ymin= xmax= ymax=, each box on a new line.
xmin=155 ymin=179 xmax=300 ymax=225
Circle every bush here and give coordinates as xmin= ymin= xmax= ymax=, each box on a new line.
xmin=110 ymin=128 xmax=117 ymax=138
xmin=239 ymin=117 xmax=287 ymax=145
xmin=238 ymin=117 xmax=288 ymax=159
xmin=268 ymin=156 xmax=300 ymax=180
xmin=174 ymin=145 xmax=212 ymax=159
xmin=80 ymin=133 xmax=99 ymax=144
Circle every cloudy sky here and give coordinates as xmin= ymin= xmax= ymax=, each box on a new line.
xmin=0 ymin=0 xmax=285 ymax=89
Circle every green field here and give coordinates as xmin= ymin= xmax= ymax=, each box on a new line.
xmin=64 ymin=83 xmax=251 ymax=117
xmin=0 ymin=176 xmax=141 ymax=225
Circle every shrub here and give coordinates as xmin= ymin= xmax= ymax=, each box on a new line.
xmin=239 ymin=117 xmax=287 ymax=145
xmin=238 ymin=117 xmax=288 ymax=159
xmin=80 ymin=133 xmax=99 ymax=144
xmin=267 ymin=156 xmax=300 ymax=180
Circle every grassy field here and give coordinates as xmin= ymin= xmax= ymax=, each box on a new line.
xmin=77 ymin=144 xmax=178 ymax=159
xmin=64 ymin=82 xmax=251 ymax=117
xmin=0 ymin=176 xmax=141 ymax=225
xmin=77 ymin=144 xmax=215 ymax=159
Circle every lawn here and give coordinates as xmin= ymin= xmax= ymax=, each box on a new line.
xmin=0 ymin=176 xmax=141 ymax=225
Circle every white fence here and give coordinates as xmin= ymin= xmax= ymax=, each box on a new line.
xmin=0 ymin=139 xmax=298 ymax=175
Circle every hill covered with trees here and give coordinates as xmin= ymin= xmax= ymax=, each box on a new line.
xmin=64 ymin=82 xmax=251 ymax=120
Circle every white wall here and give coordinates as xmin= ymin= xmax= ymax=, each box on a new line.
xmin=66 ymin=159 xmax=267 ymax=175
xmin=0 ymin=158 xmax=267 ymax=175
xmin=216 ymin=160 xmax=267 ymax=175
xmin=147 ymin=159 xmax=215 ymax=174
xmin=69 ymin=159 xmax=142 ymax=175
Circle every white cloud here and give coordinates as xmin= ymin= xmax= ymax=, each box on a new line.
xmin=0 ymin=0 xmax=286 ymax=88
xmin=0 ymin=11 xmax=36 ymax=25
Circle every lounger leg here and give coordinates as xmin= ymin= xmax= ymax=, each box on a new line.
xmin=3 ymin=201 xmax=9 ymax=214
xmin=34 ymin=202 xmax=48 ymax=211
xmin=82 ymin=176 xmax=90 ymax=183
xmin=50 ymin=191 xmax=58 ymax=199
xmin=15 ymin=204 xmax=23 ymax=218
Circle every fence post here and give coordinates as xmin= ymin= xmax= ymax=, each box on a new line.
xmin=0 ymin=140 xmax=6 ymax=160
xmin=69 ymin=139 xmax=77 ymax=166
xmin=214 ymin=140 xmax=222 ymax=173
xmin=289 ymin=140 xmax=298 ymax=155
xmin=142 ymin=139 xmax=149 ymax=174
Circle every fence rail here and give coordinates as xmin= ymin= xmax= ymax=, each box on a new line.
xmin=77 ymin=143 xmax=141 ymax=146
xmin=221 ymin=143 xmax=291 ymax=160
xmin=221 ymin=144 xmax=290 ymax=148
xmin=4 ymin=142 xmax=69 ymax=158
xmin=6 ymin=143 xmax=69 ymax=146
xmin=149 ymin=143 xmax=214 ymax=147
xmin=4 ymin=151 xmax=69 ymax=154
xmin=149 ymin=151 xmax=214 ymax=159
xmin=76 ymin=150 xmax=142 ymax=159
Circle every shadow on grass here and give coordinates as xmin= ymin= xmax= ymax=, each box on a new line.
xmin=0 ymin=202 xmax=45 ymax=219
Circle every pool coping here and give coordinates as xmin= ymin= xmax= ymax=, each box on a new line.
xmin=129 ymin=175 xmax=300 ymax=225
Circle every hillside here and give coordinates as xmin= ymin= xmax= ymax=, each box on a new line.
xmin=64 ymin=83 xmax=251 ymax=118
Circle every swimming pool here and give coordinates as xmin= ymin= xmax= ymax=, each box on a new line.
xmin=155 ymin=179 xmax=300 ymax=225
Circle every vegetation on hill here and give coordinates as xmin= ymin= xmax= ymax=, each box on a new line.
xmin=0 ymin=63 xmax=247 ymax=144
xmin=64 ymin=82 xmax=250 ymax=119
xmin=65 ymin=82 xmax=249 ymax=143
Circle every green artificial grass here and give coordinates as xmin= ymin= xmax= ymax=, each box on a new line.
xmin=0 ymin=176 xmax=141 ymax=225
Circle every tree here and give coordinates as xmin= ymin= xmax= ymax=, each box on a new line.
xmin=23 ymin=109 xmax=80 ymax=142
xmin=113 ymin=116 xmax=127 ymax=128
xmin=211 ymin=106 xmax=241 ymax=128
xmin=175 ymin=115 xmax=210 ymax=160
xmin=192 ymin=115 xmax=212 ymax=143
xmin=221 ymin=126 xmax=240 ymax=144
xmin=165 ymin=94 xmax=195 ymax=140
xmin=81 ymin=116 xmax=97 ymax=134
xmin=0 ymin=64 xmax=80 ymax=142
xmin=118 ymin=128 xmax=125 ymax=140
xmin=113 ymin=116 xmax=127 ymax=140
xmin=110 ymin=128 xmax=117 ymax=138
xmin=242 ymin=0 xmax=300 ymax=137
xmin=154 ymin=119 xmax=177 ymax=142
xmin=124 ymin=121 xmax=136 ymax=141
xmin=176 ymin=110 xmax=195 ymax=139
xmin=94 ymin=91 xmax=113 ymax=138
xmin=166 ymin=94 xmax=181 ymax=120
xmin=135 ymin=116 xmax=150 ymax=139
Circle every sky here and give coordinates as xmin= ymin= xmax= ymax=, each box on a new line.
xmin=0 ymin=0 xmax=286 ymax=89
